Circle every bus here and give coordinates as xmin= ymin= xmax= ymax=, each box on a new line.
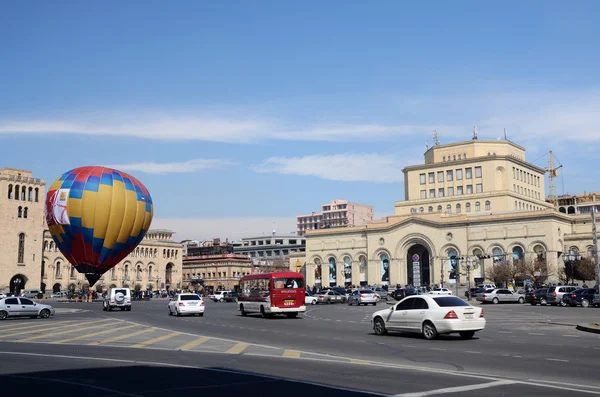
xmin=237 ymin=272 xmax=306 ymax=318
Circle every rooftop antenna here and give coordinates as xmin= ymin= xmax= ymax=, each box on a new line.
xmin=504 ymin=128 xmax=507 ymax=140
xmin=426 ymin=139 xmax=429 ymax=150
xmin=472 ymin=126 xmax=478 ymax=140
xmin=272 ymin=222 xmax=276 ymax=236
xmin=432 ymin=130 xmax=440 ymax=146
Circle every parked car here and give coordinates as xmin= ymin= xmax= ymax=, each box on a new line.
xmin=168 ymin=293 xmax=205 ymax=316
xmin=392 ymin=288 xmax=419 ymax=301
xmin=476 ymin=288 xmax=525 ymax=304
xmin=315 ymin=290 xmax=347 ymax=304
xmin=594 ymin=294 xmax=600 ymax=306
xmin=465 ymin=287 xmax=485 ymax=299
xmin=477 ymin=284 xmax=497 ymax=290
xmin=0 ymin=297 xmax=55 ymax=319
xmin=561 ymin=288 xmax=599 ymax=308
xmin=525 ymin=288 xmax=549 ymax=306
xmin=304 ymin=291 xmax=317 ymax=305
xmin=222 ymin=291 xmax=238 ymax=303
xmin=331 ymin=287 xmax=349 ymax=298
xmin=371 ymin=287 xmax=391 ymax=301
xmin=20 ymin=290 xmax=43 ymax=299
xmin=429 ymin=288 xmax=453 ymax=296
xmin=371 ymin=295 xmax=485 ymax=340
xmin=546 ymin=285 xmax=579 ymax=307
xmin=208 ymin=290 xmax=232 ymax=302
xmin=348 ymin=289 xmax=378 ymax=306
xmin=51 ymin=292 xmax=68 ymax=298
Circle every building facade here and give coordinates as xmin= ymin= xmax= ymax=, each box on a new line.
xmin=182 ymin=253 xmax=252 ymax=291
xmin=233 ymin=233 xmax=305 ymax=261
xmin=298 ymin=138 xmax=599 ymax=290
xmin=296 ymin=199 xmax=374 ymax=236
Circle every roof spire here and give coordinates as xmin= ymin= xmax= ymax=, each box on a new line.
xmin=472 ymin=125 xmax=478 ymax=140
xmin=432 ymin=130 xmax=440 ymax=146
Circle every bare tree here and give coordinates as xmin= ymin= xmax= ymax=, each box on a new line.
xmin=486 ymin=261 xmax=511 ymax=287
xmin=519 ymin=257 xmax=554 ymax=287
xmin=575 ymin=257 xmax=596 ymax=285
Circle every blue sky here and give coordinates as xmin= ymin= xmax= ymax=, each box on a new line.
xmin=1 ymin=1 xmax=599 ymax=240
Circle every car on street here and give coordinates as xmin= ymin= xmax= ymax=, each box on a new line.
xmin=103 ymin=287 xmax=132 ymax=311
xmin=347 ymin=289 xmax=378 ymax=306
xmin=315 ymin=290 xmax=347 ymax=304
xmin=546 ymin=285 xmax=580 ymax=307
xmin=371 ymin=287 xmax=390 ymax=301
xmin=428 ymin=288 xmax=453 ymax=296
xmin=525 ymin=288 xmax=549 ymax=306
xmin=0 ymin=297 xmax=55 ymax=319
xmin=168 ymin=293 xmax=205 ymax=316
xmin=304 ymin=291 xmax=317 ymax=305
xmin=392 ymin=288 xmax=419 ymax=301
xmin=475 ymin=288 xmax=525 ymax=304
xmin=465 ymin=287 xmax=485 ymax=299
xmin=371 ymin=295 xmax=485 ymax=340
xmin=561 ymin=288 xmax=599 ymax=307
xmin=222 ymin=291 xmax=238 ymax=303
xmin=51 ymin=292 xmax=68 ymax=298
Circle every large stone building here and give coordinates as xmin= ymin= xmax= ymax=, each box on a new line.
xmin=299 ymin=137 xmax=599 ymax=290
xmin=0 ymin=167 xmax=183 ymax=294
xmin=296 ymin=199 xmax=374 ymax=236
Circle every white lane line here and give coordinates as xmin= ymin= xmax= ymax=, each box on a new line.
xmin=528 ymin=333 xmax=545 ymax=335
xmin=513 ymin=355 xmax=522 ymax=358
xmin=498 ymin=331 xmax=513 ymax=334
xmin=546 ymin=358 xmax=569 ymax=362
xmin=562 ymin=335 xmax=580 ymax=338
xmin=465 ymin=351 xmax=481 ymax=354
xmin=527 ymin=379 xmax=600 ymax=390
xmin=429 ymin=348 xmax=446 ymax=351
xmin=393 ymin=380 xmax=516 ymax=397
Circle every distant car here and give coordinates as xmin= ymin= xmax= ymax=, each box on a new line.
xmin=429 ymin=288 xmax=453 ymax=296
xmin=0 ymin=297 xmax=55 ymax=319
xmin=465 ymin=287 xmax=485 ymax=298
xmin=546 ymin=286 xmax=579 ymax=307
xmin=392 ymin=288 xmax=419 ymax=301
xmin=348 ymin=290 xmax=378 ymax=306
xmin=21 ymin=290 xmax=43 ymax=299
xmin=103 ymin=288 xmax=132 ymax=311
xmin=304 ymin=291 xmax=317 ymax=305
xmin=371 ymin=295 xmax=485 ymax=340
xmin=315 ymin=290 xmax=347 ymax=304
xmin=51 ymin=292 xmax=68 ymax=298
xmin=0 ymin=293 xmax=6 ymax=299
xmin=208 ymin=290 xmax=232 ymax=302
xmin=371 ymin=287 xmax=390 ymax=301
xmin=168 ymin=293 xmax=205 ymax=316
xmin=222 ymin=291 xmax=238 ymax=303
xmin=330 ymin=287 xmax=349 ymax=298
xmin=526 ymin=288 xmax=549 ymax=306
xmin=476 ymin=288 xmax=524 ymax=304
xmin=561 ymin=288 xmax=599 ymax=308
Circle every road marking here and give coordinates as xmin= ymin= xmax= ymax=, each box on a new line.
xmin=528 ymin=333 xmax=545 ymax=335
xmin=546 ymin=358 xmax=569 ymax=362
xmin=176 ymin=337 xmax=209 ymax=351
xmin=0 ymin=319 xmax=79 ymax=331
xmin=50 ymin=324 xmax=139 ymax=344
xmin=527 ymin=379 xmax=600 ymax=390
xmin=0 ymin=319 xmax=111 ymax=338
xmin=88 ymin=328 xmax=156 ymax=345
xmin=429 ymin=348 xmax=446 ymax=351
xmin=465 ymin=351 xmax=481 ymax=354
xmin=393 ymin=380 xmax=516 ymax=396
xmin=498 ymin=331 xmax=513 ymax=334
xmin=283 ymin=349 xmax=301 ymax=358
xmin=132 ymin=332 xmax=181 ymax=348
xmin=17 ymin=320 xmax=114 ymax=341
xmin=562 ymin=335 xmax=580 ymax=338
xmin=227 ymin=342 xmax=249 ymax=354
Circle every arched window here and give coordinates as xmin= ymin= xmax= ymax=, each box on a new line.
xmin=28 ymin=187 xmax=32 ymax=201
xmin=8 ymin=184 xmax=12 ymax=199
xmin=587 ymin=246 xmax=594 ymax=258
xmin=167 ymin=250 xmax=171 ymax=258
xmin=18 ymin=206 xmax=22 ymax=218
xmin=428 ymin=206 xmax=433 ymax=213
xmin=437 ymin=205 xmax=442 ymax=212
xmin=43 ymin=241 xmax=48 ymax=251
xmin=458 ymin=154 xmax=461 ymax=160
xmin=124 ymin=264 xmax=129 ymax=278
xmin=492 ymin=247 xmax=504 ymax=263
xmin=174 ymin=250 xmax=178 ymax=259
xmin=466 ymin=202 xmax=471 ymax=212
xmin=111 ymin=268 xmax=116 ymax=279
xmin=419 ymin=207 xmax=424 ymax=213
xmin=456 ymin=203 xmax=461 ymax=213
xmin=411 ymin=208 xmax=416 ymax=214
xmin=18 ymin=233 xmax=25 ymax=263
xmin=23 ymin=207 xmax=28 ymax=219
xmin=443 ymin=156 xmax=446 ymax=162
xmin=137 ymin=265 xmax=142 ymax=280
xmin=447 ymin=248 xmax=458 ymax=281
xmin=34 ymin=188 xmax=39 ymax=202
xmin=154 ymin=248 xmax=157 ymax=258
xmin=21 ymin=186 xmax=25 ymax=200
xmin=446 ymin=204 xmax=452 ymax=213
xmin=463 ymin=153 xmax=466 ymax=159
xmin=55 ymin=261 xmax=61 ymax=278
xmin=485 ymin=200 xmax=491 ymax=211
xmin=149 ymin=265 xmax=153 ymax=279
xmin=512 ymin=246 xmax=524 ymax=260
xmin=453 ymin=155 xmax=456 ymax=161
xmin=163 ymin=249 xmax=166 ymax=258
xmin=70 ymin=266 xmax=75 ymax=278
xmin=475 ymin=201 xmax=481 ymax=211
xmin=473 ymin=248 xmax=483 ymax=258
xmin=15 ymin=185 xmax=19 ymax=200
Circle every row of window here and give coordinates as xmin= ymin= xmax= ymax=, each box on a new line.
xmin=7 ymin=185 xmax=39 ymax=202
xmin=184 ymin=271 xmax=249 ymax=280
xmin=420 ymin=184 xmax=483 ymax=199
xmin=411 ymin=200 xmax=491 ymax=214
xmin=442 ymin=153 xmax=467 ymax=162
xmin=420 ymin=167 xmax=482 ymax=185
xmin=513 ymin=167 xmax=540 ymax=187
xmin=17 ymin=206 xmax=29 ymax=219
xmin=44 ymin=240 xmax=179 ymax=260
xmin=514 ymin=184 xmax=541 ymax=200
xmin=515 ymin=201 xmax=543 ymax=211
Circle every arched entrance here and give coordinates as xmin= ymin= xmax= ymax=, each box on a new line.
xmin=406 ymin=245 xmax=431 ymax=288
xmin=165 ymin=263 xmax=174 ymax=289
xmin=52 ymin=283 xmax=62 ymax=293
xmin=9 ymin=274 xmax=27 ymax=294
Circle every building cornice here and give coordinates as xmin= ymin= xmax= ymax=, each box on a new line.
xmin=402 ymin=154 xmax=546 ymax=174
xmin=423 ymin=139 xmax=526 ymax=155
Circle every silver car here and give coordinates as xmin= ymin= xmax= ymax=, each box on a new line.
xmin=0 ymin=297 xmax=55 ymax=319
xmin=475 ymin=288 xmax=525 ymax=304
xmin=347 ymin=290 xmax=378 ymax=306
xmin=315 ymin=290 xmax=347 ymax=304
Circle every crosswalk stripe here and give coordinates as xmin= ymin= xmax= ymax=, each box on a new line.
xmin=283 ymin=350 xmax=301 ymax=358
xmin=88 ymin=328 xmax=156 ymax=345
xmin=131 ymin=332 xmax=181 ymax=348
xmin=1 ymin=319 xmax=112 ymax=339
xmin=176 ymin=337 xmax=209 ymax=351
xmin=50 ymin=324 xmax=139 ymax=344
xmin=18 ymin=320 xmax=114 ymax=341
xmin=227 ymin=343 xmax=249 ymax=354
xmin=0 ymin=319 xmax=79 ymax=332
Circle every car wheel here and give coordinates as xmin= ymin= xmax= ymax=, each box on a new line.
xmin=422 ymin=321 xmax=439 ymax=340
xmin=126 ymin=307 xmax=131 ymax=311
xmin=39 ymin=309 xmax=51 ymax=319
xmin=492 ymin=297 xmax=499 ymax=304
xmin=311 ymin=300 xmax=316 ymax=305
xmin=518 ymin=297 xmax=524 ymax=304
xmin=530 ymin=302 xmax=536 ymax=306
xmin=582 ymin=299 xmax=590 ymax=308
xmin=372 ymin=302 xmax=377 ymax=306
xmin=240 ymin=304 xmax=247 ymax=316
xmin=540 ymin=298 xmax=547 ymax=305
xmin=168 ymin=308 xmax=173 ymax=316
xmin=286 ymin=312 xmax=298 ymax=318
xmin=219 ymin=298 xmax=224 ymax=302
xmin=199 ymin=313 xmax=204 ymax=317
xmin=560 ymin=301 xmax=567 ymax=307
xmin=103 ymin=302 xmax=108 ymax=311
xmin=459 ymin=331 xmax=475 ymax=339
xmin=373 ymin=317 xmax=387 ymax=335
xmin=176 ymin=309 xmax=181 ymax=316
xmin=0 ymin=310 xmax=7 ymax=320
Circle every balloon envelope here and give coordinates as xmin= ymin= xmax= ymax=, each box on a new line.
xmin=45 ymin=166 xmax=153 ymax=286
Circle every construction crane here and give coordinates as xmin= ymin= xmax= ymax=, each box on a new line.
xmin=545 ymin=150 xmax=563 ymax=204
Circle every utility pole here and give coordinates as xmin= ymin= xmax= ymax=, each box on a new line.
xmin=592 ymin=207 xmax=599 ymax=289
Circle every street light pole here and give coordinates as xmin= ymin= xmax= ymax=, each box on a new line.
xmin=592 ymin=207 xmax=600 ymax=289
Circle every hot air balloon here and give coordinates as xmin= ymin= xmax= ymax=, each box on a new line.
xmin=45 ymin=166 xmax=153 ymax=286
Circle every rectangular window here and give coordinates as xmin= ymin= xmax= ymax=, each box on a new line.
xmin=437 ymin=171 xmax=444 ymax=183
xmin=475 ymin=166 xmax=482 ymax=178
xmin=457 ymin=186 xmax=464 ymax=195
xmin=438 ymin=188 xmax=445 ymax=197
xmin=476 ymin=183 xmax=483 ymax=193
xmin=420 ymin=173 xmax=426 ymax=184
xmin=465 ymin=168 xmax=472 ymax=179
xmin=512 ymin=167 xmax=515 ymax=179
xmin=428 ymin=172 xmax=435 ymax=183
xmin=447 ymin=187 xmax=454 ymax=196
xmin=420 ymin=190 xmax=426 ymax=199
xmin=456 ymin=169 xmax=463 ymax=180
xmin=446 ymin=170 xmax=453 ymax=181
xmin=466 ymin=185 xmax=473 ymax=194
xmin=429 ymin=189 xmax=435 ymax=198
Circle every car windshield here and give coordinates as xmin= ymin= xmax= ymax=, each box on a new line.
xmin=180 ymin=295 xmax=201 ymax=300
xmin=433 ymin=297 xmax=471 ymax=307
xmin=359 ymin=290 xmax=373 ymax=294
xmin=317 ymin=290 xmax=329 ymax=294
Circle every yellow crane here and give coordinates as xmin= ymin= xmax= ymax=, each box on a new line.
xmin=545 ymin=150 xmax=563 ymax=204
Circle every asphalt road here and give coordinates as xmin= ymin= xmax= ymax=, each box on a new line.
xmin=1 ymin=298 xmax=599 ymax=396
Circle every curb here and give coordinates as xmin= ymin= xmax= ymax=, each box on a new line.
xmin=576 ymin=323 xmax=600 ymax=334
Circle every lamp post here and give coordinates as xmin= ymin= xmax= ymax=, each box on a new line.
xmin=461 ymin=256 xmax=480 ymax=300
xmin=562 ymin=248 xmax=582 ymax=285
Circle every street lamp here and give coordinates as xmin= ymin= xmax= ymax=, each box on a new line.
xmin=562 ymin=248 xmax=582 ymax=285
xmin=461 ymin=256 xmax=480 ymax=300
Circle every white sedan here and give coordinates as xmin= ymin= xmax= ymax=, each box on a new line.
xmin=168 ymin=294 xmax=205 ymax=316
xmin=304 ymin=291 xmax=317 ymax=305
xmin=371 ymin=295 xmax=485 ymax=340
xmin=428 ymin=288 xmax=453 ymax=295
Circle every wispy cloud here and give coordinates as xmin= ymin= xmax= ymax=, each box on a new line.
xmin=105 ymin=159 xmax=237 ymax=174
xmin=255 ymin=153 xmax=418 ymax=182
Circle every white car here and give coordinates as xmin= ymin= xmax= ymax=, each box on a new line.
xmin=304 ymin=291 xmax=317 ymax=305
xmin=428 ymin=288 xmax=453 ymax=295
xmin=169 ymin=293 xmax=205 ymax=316
xmin=0 ymin=297 xmax=55 ymax=319
xmin=371 ymin=295 xmax=485 ymax=340
xmin=208 ymin=290 xmax=232 ymax=302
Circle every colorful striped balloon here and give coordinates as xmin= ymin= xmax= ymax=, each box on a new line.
xmin=45 ymin=166 xmax=153 ymax=286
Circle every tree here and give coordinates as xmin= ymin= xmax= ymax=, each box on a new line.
xmin=486 ymin=260 xmax=511 ymax=287
xmin=575 ymin=257 xmax=596 ymax=285
xmin=519 ymin=257 xmax=554 ymax=287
